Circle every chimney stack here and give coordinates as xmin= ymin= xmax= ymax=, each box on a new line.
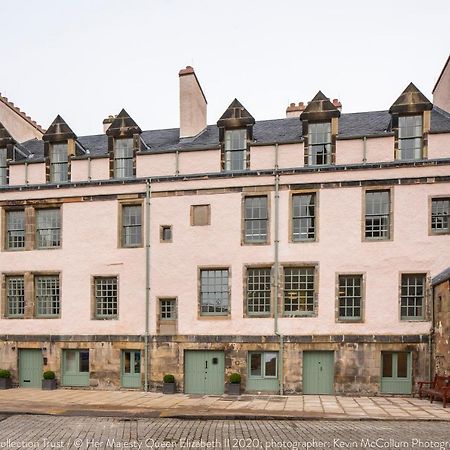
xmin=103 ymin=115 xmax=116 ymax=133
xmin=332 ymin=99 xmax=342 ymax=111
xmin=286 ymin=102 xmax=305 ymax=118
xmin=179 ymin=66 xmax=207 ymax=139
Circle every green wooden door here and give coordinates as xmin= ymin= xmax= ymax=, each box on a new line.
xmin=184 ymin=351 xmax=224 ymax=394
xmin=62 ymin=350 xmax=90 ymax=387
xmin=19 ymin=349 xmax=43 ymax=388
xmin=381 ymin=352 xmax=412 ymax=394
xmin=303 ymin=351 xmax=334 ymax=394
xmin=121 ymin=350 xmax=142 ymax=388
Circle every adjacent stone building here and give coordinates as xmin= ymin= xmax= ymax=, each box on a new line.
xmin=0 ymin=56 xmax=449 ymax=395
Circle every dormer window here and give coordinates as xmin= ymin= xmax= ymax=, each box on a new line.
xmin=308 ymin=122 xmax=331 ymax=166
xmin=398 ymin=115 xmax=423 ymax=160
xmin=50 ymin=143 xmax=69 ymax=183
xmin=114 ymin=138 xmax=134 ymax=179
xmin=389 ymin=83 xmax=432 ymax=161
xmin=224 ymin=129 xmax=246 ymax=171
xmin=300 ymin=91 xmax=340 ymax=167
xmin=0 ymin=148 xmax=7 ymax=185
xmin=217 ymin=99 xmax=255 ymax=172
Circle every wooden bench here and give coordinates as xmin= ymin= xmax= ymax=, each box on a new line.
xmin=417 ymin=375 xmax=450 ymax=408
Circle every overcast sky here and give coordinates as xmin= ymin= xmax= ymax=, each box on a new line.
xmin=2 ymin=0 xmax=449 ymax=136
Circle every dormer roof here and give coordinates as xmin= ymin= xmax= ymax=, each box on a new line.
xmin=42 ymin=115 xmax=77 ymax=142
xmin=300 ymin=91 xmax=341 ymax=122
xmin=0 ymin=121 xmax=16 ymax=147
xmin=217 ymin=99 xmax=255 ymax=129
xmin=389 ymin=82 xmax=433 ymax=115
xmin=106 ymin=109 xmax=141 ymax=138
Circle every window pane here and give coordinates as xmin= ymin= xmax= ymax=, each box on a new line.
xmin=365 ymin=191 xmax=390 ymax=239
xmin=124 ymin=352 xmax=131 ymax=373
xmin=401 ymin=274 xmax=425 ymax=319
xmin=95 ymin=277 xmax=118 ymax=318
xmin=50 ymin=143 xmax=68 ymax=183
xmin=200 ymin=269 xmax=229 ymax=315
xmin=65 ymin=350 xmax=77 ymax=372
xmin=431 ymin=198 xmax=449 ymax=233
xmin=244 ymin=196 xmax=268 ymax=243
xmin=308 ymin=122 xmax=331 ymax=166
xmin=36 ymin=209 xmax=61 ymax=248
xmin=264 ymin=353 xmax=277 ymax=377
xmin=382 ymin=353 xmax=393 ymax=378
xmin=114 ymin=138 xmax=134 ymax=178
xmin=134 ymin=352 xmax=141 ymax=373
xmin=338 ymin=275 xmax=362 ymax=319
xmin=250 ymin=353 xmax=262 ymax=377
xmin=36 ymin=276 xmax=60 ymax=316
xmin=283 ymin=267 xmax=315 ymax=314
xmin=162 ymin=226 xmax=172 ymax=241
xmin=79 ymin=351 xmax=89 ymax=372
xmin=160 ymin=299 xmax=176 ymax=320
xmin=6 ymin=276 xmax=25 ymax=317
xmin=0 ymin=148 xmax=7 ymax=185
xmin=292 ymin=194 xmax=315 ymax=241
xmin=398 ymin=115 xmax=422 ymax=160
xmin=397 ymin=353 xmax=408 ymax=378
xmin=224 ymin=129 xmax=246 ymax=171
xmin=122 ymin=205 xmax=142 ymax=246
xmin=6 ymin=210 xmax=25 ymax=249
xmin=247 ymin=268 xmax=271 ymax=315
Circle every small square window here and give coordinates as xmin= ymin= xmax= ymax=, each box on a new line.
xmin=160 ymin=298 xmax=176 ymax=320
xmin=191 ymin=205 xmax=210 ymax=226
xmin=160 ymin=225 xmax=173 ymax=242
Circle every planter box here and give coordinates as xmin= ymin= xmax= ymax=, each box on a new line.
xmin=228 ymin=383 xmax=241 ymax=395
xmin=0 ymin=378 xmax=12 ymax=390
xmin=42 ymin=379 xmax=57 ymax=390
xmin=163 ymin=382 xmax=176 ymax=394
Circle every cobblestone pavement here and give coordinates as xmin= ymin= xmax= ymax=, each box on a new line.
xmin=0 ymin=389 xmax=449 ymax=420
xmin=0 ymin=416 xmax=449 ymax=450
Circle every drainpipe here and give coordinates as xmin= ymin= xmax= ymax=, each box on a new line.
xmin=362 ymin=136 xmax=367 ymax=163
xmin=87 ymin=157 xmax=92 ymax=181
xmin=144 ymin=179 xmax=152 ymax=391
xmin=429 ymin=278 xmax=434 ymax=380
xmin=175 ymin=151 xmax=180 ymax=176
xmin=273 ymin=143 xmax=284 ymax=395
xmin=25 ymin=162 xmax=29 ymax=185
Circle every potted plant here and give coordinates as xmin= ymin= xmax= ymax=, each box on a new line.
xmin=163 ymin=374 xmax=176 ymax=394
xmin=0 ymin=370 xmax=12 ymax=390
xmin=42 ymin=370 xmax=57 ymax=390
xmin=228 ymin=373 xmax=241 ymax=395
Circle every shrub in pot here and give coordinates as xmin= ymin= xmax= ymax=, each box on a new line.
xmin=228 ymin=373 xmax=241 ymax=395
xmin=0 ymin=370 xmax=12 ymax=390
xmin=42 ymin=370 xmax=57 ymax=390
xmin=163 ymin=374 xmax=176 ymax=394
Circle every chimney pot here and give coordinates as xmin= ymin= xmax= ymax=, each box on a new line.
xmin=286 ymin=101 xmax=306 ymax=118
xmin=102 ymin=115 xmax=116 ymax=133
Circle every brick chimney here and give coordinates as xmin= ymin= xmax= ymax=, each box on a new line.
xmin=179 ymin=66 xmax=207 ymax=139
xmin=332 ymin=99 xmax=342 ymax=111
xmin=286 ymin=102 xmax=305 ymax=118
xmin=103 ymin=115 xmax=116 ymax=133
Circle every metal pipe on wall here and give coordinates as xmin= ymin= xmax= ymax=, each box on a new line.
xmin=273 ymin=143 xmax=284 ymax=395
xmin=144 ymin=179 xmax=152 ymax=391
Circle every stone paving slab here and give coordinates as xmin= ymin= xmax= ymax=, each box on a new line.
xmin=0 ymin=388 xmax=448 ymax=420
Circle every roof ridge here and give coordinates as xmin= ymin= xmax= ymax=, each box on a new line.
xmin=0 ymin=93 xmax=46 ymax=133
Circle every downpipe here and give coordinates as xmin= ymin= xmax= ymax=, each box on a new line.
xmin=273 ymin=143 xmax=284 ymax=395
xmin=144 ymin=179 xmax=152 ymax=392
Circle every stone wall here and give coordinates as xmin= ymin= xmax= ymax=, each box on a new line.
xmin=433 ymin=280 xmax=450 ymax=376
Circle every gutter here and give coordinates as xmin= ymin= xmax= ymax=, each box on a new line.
xmin=144 ymin=179 xmax=152 ymax=391
xmin=273 ymin=143 xmax=284 ymax=395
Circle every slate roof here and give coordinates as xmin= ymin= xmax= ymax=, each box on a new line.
xmin=432 ymin=267 xmax=450 ymax=286
xmin=16 ymin=107 xmax=450 ymax=160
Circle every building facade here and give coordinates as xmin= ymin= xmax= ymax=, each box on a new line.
xmin=0 ymin=58 xmax=449 ymax=395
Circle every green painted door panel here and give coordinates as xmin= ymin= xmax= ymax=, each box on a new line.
xmin=62 ymin=350 xmax=90 ymax=387
xmin=19 ymin=349 xmax=43 ymax=388
xmin=303 ymin=351 xmax=334 ymax=394
xmin=381 ymin=352 xmax=412 ymax=394
xmin=184 ymin=351 xmax=224 ymax=394
xmin=121 ymin=350 xmax=142 ymax=388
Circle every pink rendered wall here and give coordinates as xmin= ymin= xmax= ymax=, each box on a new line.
xmin=428 ymin=134 xmax=450 ymax=159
